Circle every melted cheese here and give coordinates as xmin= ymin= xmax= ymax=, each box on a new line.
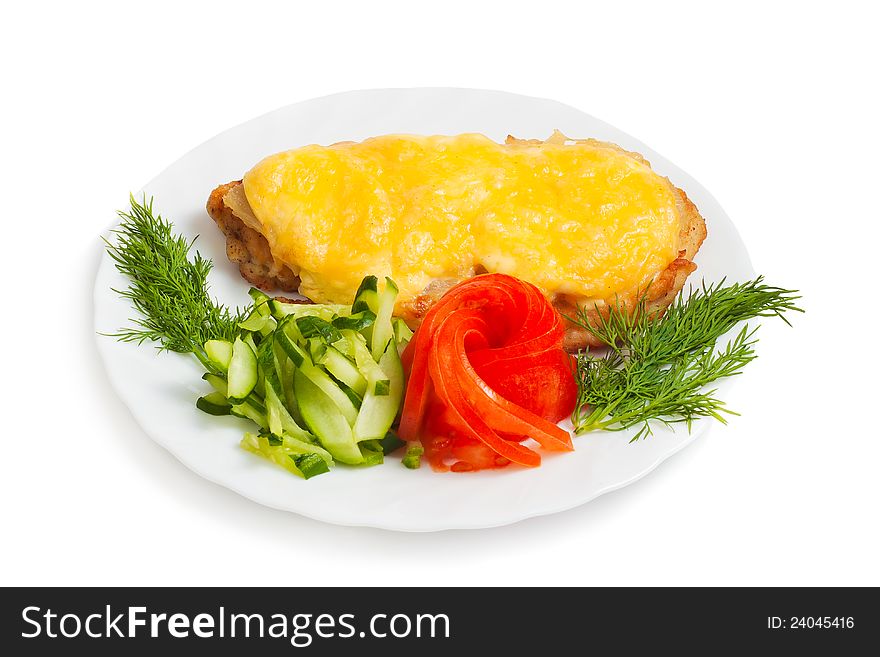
xmin=242 ymin=133 xmax=680 ymax=308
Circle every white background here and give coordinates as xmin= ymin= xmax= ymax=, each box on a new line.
xmin=2 ymin=1 xmax=877 ymax=586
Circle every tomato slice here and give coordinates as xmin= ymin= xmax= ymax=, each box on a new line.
xmin=398 ymin=273 xmax=578 ymax=472
xmin=399 ymin=275 xmax=530 ymax=440
xmin=469 ymin=348 xmax=578 ymax=423
xmin=428 ymin=340 xmax=541 ymax=468
xmin=436 ymin=311 xmax=573 ymax=452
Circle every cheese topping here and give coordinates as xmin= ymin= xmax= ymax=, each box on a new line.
xmin=242 ymin=133 xmax=680 ymax=308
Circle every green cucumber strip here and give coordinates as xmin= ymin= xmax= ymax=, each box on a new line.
xmin=204 ymin=339 xmax=233 ymax=371
xmin=332 ymin=333 xmax=356 ymax=360
xmin=280 ymin=354 xmax=302 ymax=425
xmin=308 ymin=337 xmax=328 ymax=365
xmin=332 ymin=310 xmax=376 ymax=332
xmin=239 ymin=310 xmax=270 ymax=332
xmin=202 ymin=372 xmax=228 ymax=396
xmin=374 ymin=379 xmax=391 ymax=396
xmin=370 ymin=277 xmax=399 ymax=361
xmin=347 ymin=330 xmax=388 ymax=384
xmin=353 ymin=341 xmax=404 ymax=443
xmin=291 ymin=454 xmax=330 ymax=479
xmin=264 ymin=376 xmax=312 ymax=440
xmin=252 ymin=337 xmax=274 ymax=399
xmin=296 ymin=316 xmax=343 ymax=344
xmin=258 ymin=431 xmax=332 ymax=463
xmin=299 ymin=362 xmax=359 ymax=426
xmin=322 ymin=347 xmax=368 ymax=396
xmin=196 ymin=392 xmax=231 ymax=416
xmin=271 ymin=301 xmax=348 ymax=320
xmin=271 ymin=342 xmax=300 ymax=425
xmin=358 ymin=440 xmax=385 ymax=467
xmin=275 ymin=328 xmax=306 ymax=367
xmin=293 ymin=369 xmax=363 ymax=464
xmin=259 ymin=316 xmax=277 ymax=337
xmin=240 ymin=432 xmax=304 ymax=478
xmin=271 ymin=339 xmax=286 ymax=379
xmin=230 ymin=398 xmax=267 ymax=429
xmin=242 ymin=332 xmax=259 ymax=358
xmin=379 ymin=431 xmax=406 ymax=454
xmin=227 ymin=337 xmax=258 ymax=404
xmin=242 ymin=395 xmax=266 ymax=415
xmin=334 ymin=380 xmax=363 ymax=411
xmin=351 ymin=275 xmax=379 ymax=314
xmin=393 ymin=317 xmax=414 ymax=350
xmin=248 ymin=287 xmax=272 ymax=316
xmin=402 ymin=443 xmax=424 ymax=469
xmin=282 ymin=433 xmax=332 ymax=465
xmin=265 ymin=381 xmax=284 ymax=436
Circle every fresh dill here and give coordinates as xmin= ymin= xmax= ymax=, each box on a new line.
xmin=103 ymin=195 xmax=247 ymax=371
xmin=570 ymin=277 xmax=803 ymax=441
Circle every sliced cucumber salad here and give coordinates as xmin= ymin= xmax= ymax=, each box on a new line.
xmin=195 ymin=276 xmax=411 ymax=479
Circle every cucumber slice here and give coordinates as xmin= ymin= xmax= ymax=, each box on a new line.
xmin=280 ymin=354 xmax=302 ymax=425
xmin=270 ymin=301 xmax=348 ymax=321
xmin=242 ymin=332 xmax=259 ymax=356
xmin=282 ymin=433 xmax=332 ymax=465
xmin=264 ymin=375 xmax=312 ymax=441
xmin=402 ymin=443 xmax=424 ymax=469
xmin=332 ymin=310 xmax=375 ymax=332
xmin=299 ymin=362 xmax=359 ymax=426
xmin=275 ymin=328 xmax=306 ymax=367
xmin=351 ymin=275 xmax=379 ymax=314
xmin=248 ymin=287 xmax=272 ymax=316
xmin=379 ymin=431 xmax=406 ymax=454
xmin=348 ymin=331 xmax=390 ymax=387
xmin=196 ymin=392 xmax=231 ymax=416
xmin=322 ymin=347 xmax=368 ymax=396
xmin=259 ymin=316 xmax=277 ymax=337
xmin=308 ymin=337 xmax=328 ymax=365
xmin=239 ymin=310 xmax=270 ymax=332
xmin=336 ymin=380 xmax=363 ymax=410
xmin=270 ymin=342 xmax=301 ymax=425
xmin=370 ymin=277 xmax=399 ymax=361
xmin=294 ymin=369 xmax=363 ymax=464
xmin=201 ymin=372 xmax=228 ymax=396
xmin=392 ymin=317 xmax=414 ymax=351
xmin=240 ymin=433 xmax=333 ymax=479
xmin=240 ymin=432 xmax=304 ymax=478
xmin=292 ymin=453 xmax=330 ymax=479
xmin=296 ymin=316 xmax=342 ymax=344
xmin=353 ymin=341 xmax=404 ymax=443
xmin=332 ymin=333 xmax=356 ymax=360
xmin=230 ymin=397 xmax=267 ymax=428
xmin=265 ymin=380 xmax=284 ymax=436
xmin=227 ymin=337 xmax=258 ymax=404
xmin=358 ymin=440 xmax=385 ymax=466
xmin=204 ymin=339 xmax=233 ymax=371
xmin=253 ymin=337 xmax=273 ymax=400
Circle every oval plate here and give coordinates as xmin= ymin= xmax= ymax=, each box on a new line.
xmin=94 ymin=88 xmax=754 ymax=531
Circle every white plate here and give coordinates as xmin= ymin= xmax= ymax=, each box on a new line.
xmin=94 ymin=88 xmax=754 ymax=531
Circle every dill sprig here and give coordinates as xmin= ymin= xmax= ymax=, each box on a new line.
xmin=571 ymin=277 xmax=803 ymax=441
xmin=103 ymin=195 xmax=247 ymax=371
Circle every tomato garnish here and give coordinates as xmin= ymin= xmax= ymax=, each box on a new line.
xmin=399 ymin=273 xmax=578 ymax=472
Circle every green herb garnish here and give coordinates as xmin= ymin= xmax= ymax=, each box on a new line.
xmin=571 ymin=277 xmax=803 ymax=441
xmin=104 ymin=195 xmax=247 ymax=371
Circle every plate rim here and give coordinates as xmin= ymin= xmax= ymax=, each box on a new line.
xmin=94 ymin=87 xmax=755 ymax=531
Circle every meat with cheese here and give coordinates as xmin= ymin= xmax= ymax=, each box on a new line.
xmin=206 ymin=132 xmax=707 ymax=350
